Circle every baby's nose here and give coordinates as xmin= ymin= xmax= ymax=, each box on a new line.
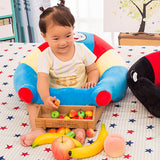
xmin=60 ymin=39 xmax=67 ymax=46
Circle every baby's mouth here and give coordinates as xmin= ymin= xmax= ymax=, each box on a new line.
xmin=59 ymin=46 xmax=68 ymax=50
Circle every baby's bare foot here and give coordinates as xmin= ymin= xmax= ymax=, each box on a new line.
xmin=20 ymin=129 xmax=46 ymax=147
xmin=72 ymin=128 xmax=86 ymax=144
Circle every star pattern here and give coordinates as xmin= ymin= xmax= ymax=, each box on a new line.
xmin=147 ymin=125 xmax=154 ymax=129
xmin=124 ymin=154 xmax=132 ymax=159
xmin=126 ymin=140 xmax=134 ymax=146
xmin=8 ymin=94 xmax=14 ymax=97
xmin=13 ymin=106 xmax=20 ymax=110
xmin=0 ymin=126 xmax=7 ymax=130
xmin=127 ymin=130 xmax=134 ymax=134
xmin=14 ymin=134 xmax=21 ymax=137
xmin=112 ymin=113 xmax=119 ymax=117
xmin=0 ymin=156 xmax=5 ymax=160
xmin=5 ymin=145 xmax=13 ymax=149
xmin=21 ymin=152 xmax=29 ymax=156
xmin=145 ymin=149 xmax=153 ymax=153
xmin=109 ymin=123 xmax=117 ymax=128
xmin=1 ymin=102 xmax=7 ymax=105
xmin=129 ymin=119 xmax=136 ymax=123
xmin=131 ymin=109 xmax=137 ymax=113
xmin=8 ymin=75 xmax=13 ymax=78
xmin=148 ymin=116 xmax=154 ymax=119
xmin=0 ymin=44 xmax=158 ymax=160
xmin=87 ymin=139 xmax=94 ymax=144
xmin=7 ymin=116 xmax=14 ymax=120
xmin=44 ymin=148 xmax=51 ymax=152
xmin=21 ymin=123 xmax=29 ymax=127
xmin=146 ymin=137 xmax=153 ymax=140
xmin=131 ymin=101 xmax=137 ymax=103
xmin=114 ymin=104 xmax=120 ymax=107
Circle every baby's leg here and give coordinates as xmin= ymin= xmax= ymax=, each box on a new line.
xmin=20 ymin=103 xmax=46 ymax=147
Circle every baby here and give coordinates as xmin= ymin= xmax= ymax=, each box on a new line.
xmin=20 ymin=0 xmax=99 ymax=147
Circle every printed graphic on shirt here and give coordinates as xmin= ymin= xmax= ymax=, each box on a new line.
xmin=49 ymin=64 xmax=87 ymax=88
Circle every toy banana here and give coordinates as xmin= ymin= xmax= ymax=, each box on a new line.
xmin=68 ymin=123 xmax=108 ymax=158
xmin=32 ymin=133 xmax=82 ymax=148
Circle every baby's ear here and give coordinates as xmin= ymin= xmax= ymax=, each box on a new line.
xmin=72 ymin=26 xmax=75 ymax=30
xmin=41 ymin=32 xmax=46 ymax=39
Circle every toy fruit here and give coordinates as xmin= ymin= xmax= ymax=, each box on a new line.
xmin=51 ymin=110 xmax=60 ymax=118
xmin=54 ymin=98 xmax=60 ymax=106
xmin=57 ymin=127 xmax=71 ymax=134
xmin=64 ymin=116 xmax=70 ymax=119
xmin=84 ymin=116 xmax=92 ymax=120
xmin=58 ymin=115 xmax=64 ymax=119
xmin=104 ymin=134 xmax=126 ymax=158
xmin=76 ymin=115 xmax=83 ymax=119
xmin=85 ymin=110 xmax=93 ymax=117
xmin=48 ymin=128 xmax=57 ymax=133
xmin=57 ymin=127 xmax=66 ymax=134
xmin=65 ymin=131 xmax=76 ymax=138
xmin=71 ymin=116 xmax=78 ymax=119
xmin=78 ymin=110 xmax=86 ymax=118
xmin=52 ymin=136 xmax=75 ymax=160
xmin=86 ymin=128 xmax=95 ymax=138
xmin=68 ymin=123 xmax=108 ymax=159
xmin=69 ymin=109 xmax=78 ymax=118
xmin=65 ymin=128 xmax=71 ymax=134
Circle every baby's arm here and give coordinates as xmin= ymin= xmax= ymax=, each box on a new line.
xmin=81 ymin=63 xmax=99 ymax=89
xmin=37 ymin=72 xmax=58 ymax=109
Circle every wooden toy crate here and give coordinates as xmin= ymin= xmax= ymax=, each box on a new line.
xmin=35 ymin=105 xmax=105 ymax=129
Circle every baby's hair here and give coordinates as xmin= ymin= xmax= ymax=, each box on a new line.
xmin=39 ymin=0 xmax=75 ymax=34
xmin=57 ymin=0 xmax=65 ymax=6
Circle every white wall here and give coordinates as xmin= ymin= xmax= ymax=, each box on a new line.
xmin=50 ymin=0 xmax=119 ymax=47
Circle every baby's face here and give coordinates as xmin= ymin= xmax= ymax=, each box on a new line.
xmin=42 ymin=23 xmax=74 ymax=55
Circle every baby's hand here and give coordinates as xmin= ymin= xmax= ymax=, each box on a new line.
xmin=81 ymin=81 xmax=97 ymax=89
xmin=44 ymin=96 xmax=58 ymax=109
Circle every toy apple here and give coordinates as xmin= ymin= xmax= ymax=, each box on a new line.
xmin=78 ymin=110 xmax=86 ymax=118
xmin=86 ymin=128 xmax=95 ymax=137
xmin=51 ymin=110 xmax=60 ymax=118
xmin=69 ymin=109 xmax=78 ymax=118
xmin=58 ymin=115 xmax=64 ymax=119
xmin=85 ymin=110 xmax=93 ymax=117
xmin=52 ymin=136 xmax=75 ymax=160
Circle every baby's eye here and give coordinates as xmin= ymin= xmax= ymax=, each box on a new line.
xmin=53 ymin=38 xmax=58 ymax=40
xmin=66 ymin=34 xmax=71 ymax=38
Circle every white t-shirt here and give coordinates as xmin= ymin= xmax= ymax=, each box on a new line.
xmin=38 ymin=42 xmax=97 ymax=88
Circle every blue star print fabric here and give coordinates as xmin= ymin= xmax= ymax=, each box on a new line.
xmin=0 ymin=43 xmax=159 ymax=160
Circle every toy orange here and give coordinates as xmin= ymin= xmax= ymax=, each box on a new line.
xmin=48 ymin=128 xmax=57 ymax=133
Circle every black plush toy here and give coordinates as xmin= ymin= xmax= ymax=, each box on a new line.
xmin=127 ymin=51 xmax=160 ymax=117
